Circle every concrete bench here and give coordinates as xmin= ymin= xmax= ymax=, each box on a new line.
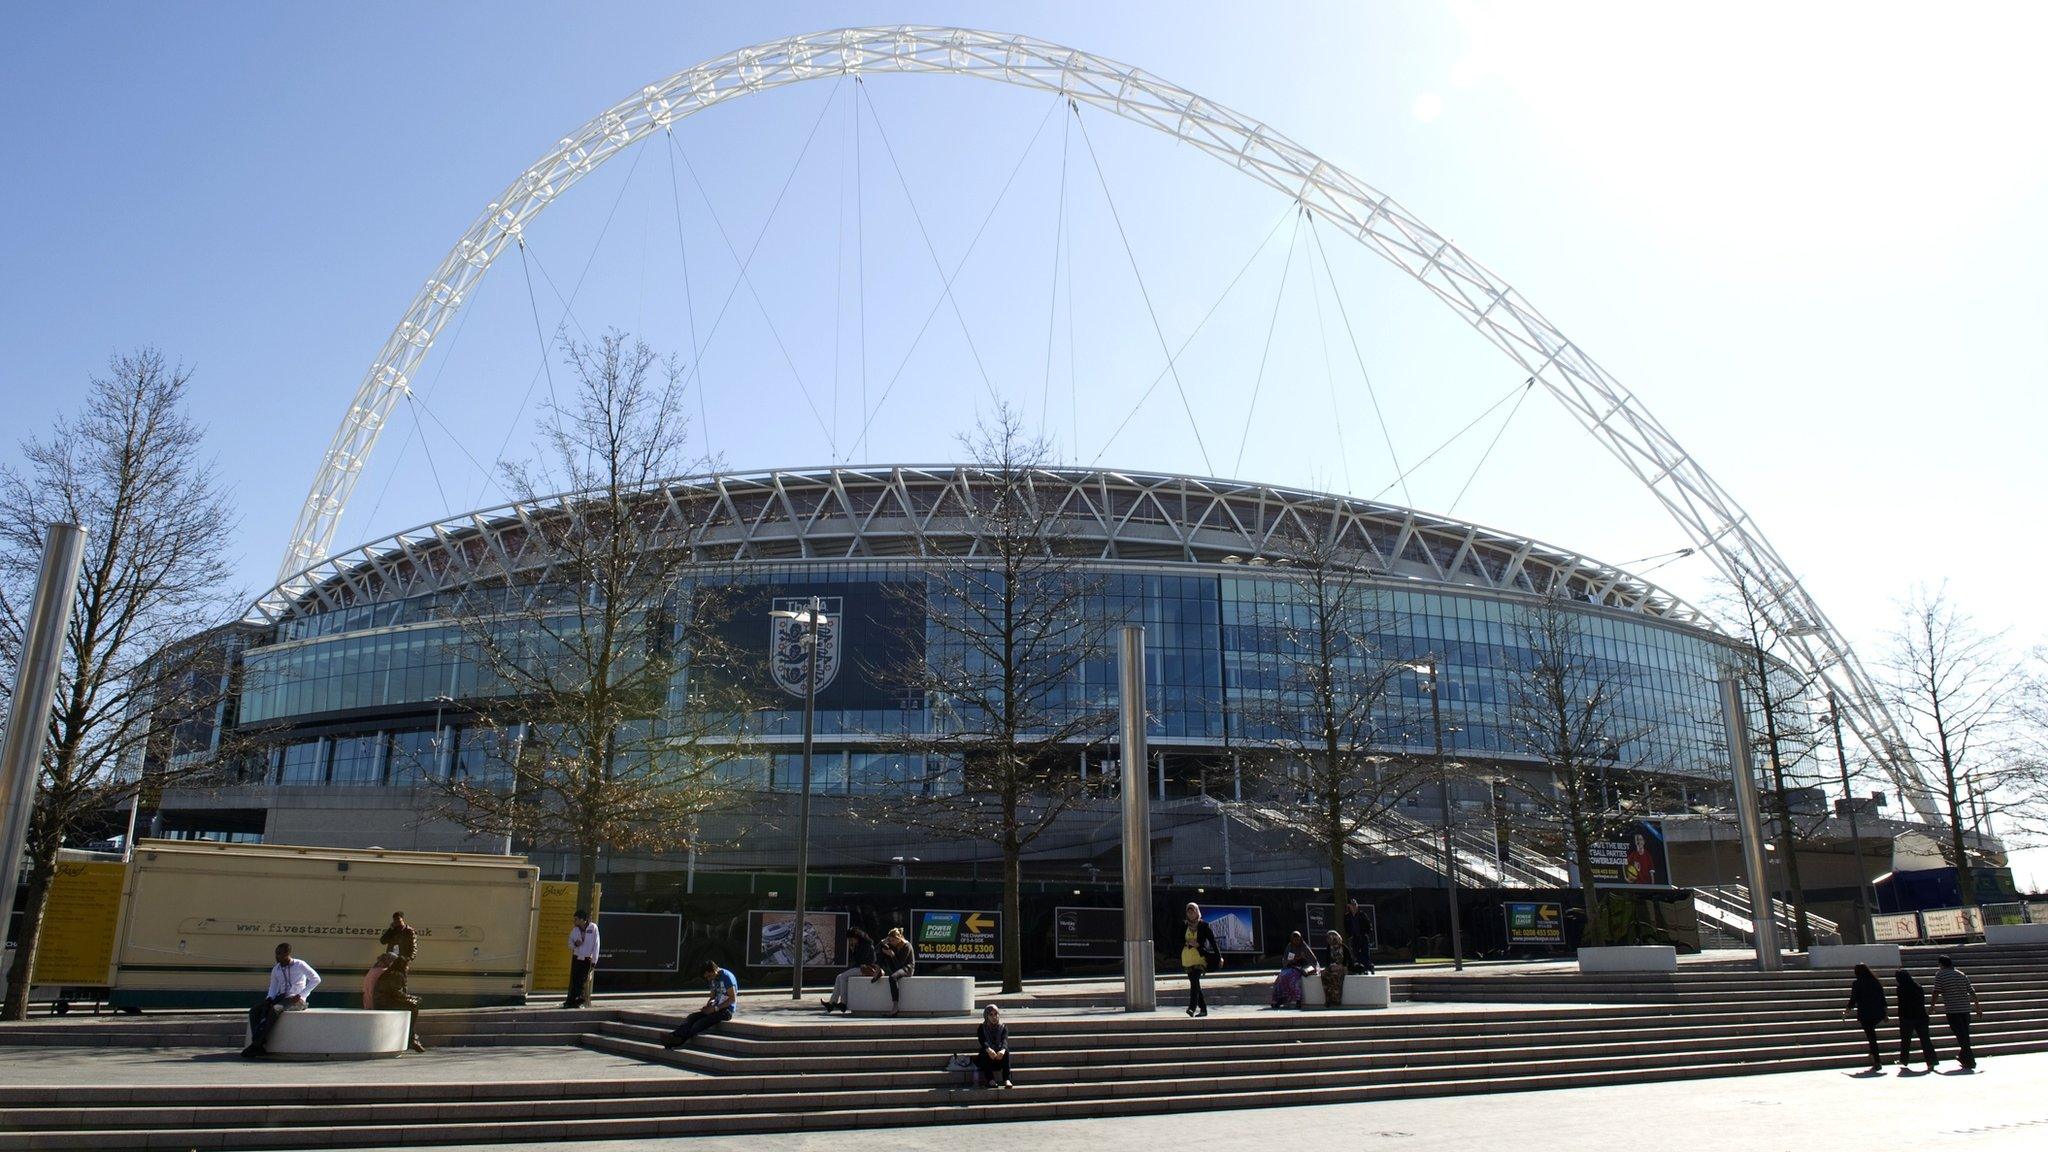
xmin=845 ymin=975 xmax=976 ymax=1015
xmin=1577 ymin=945 xmax=1678 ymax=973
xmin=1809 ymin=943 xmax=1902 ymax=968
xmin=246 ymin=1008 xmax=410 ymax=1059
xmin=1300 ymin=973 xmax=1391 ymax=1008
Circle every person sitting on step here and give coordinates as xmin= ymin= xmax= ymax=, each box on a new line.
xmin=973 ymin=1004 xmax=1013 ymax=1088
xmin=663 ymin=960 xmax=739 ymax=1049
xmin=1269 ymin=931 xmax=1317 ymax=1010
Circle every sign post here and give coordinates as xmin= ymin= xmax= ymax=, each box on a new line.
xmin=1718 ymin=677 xmax=1782 ymax=971
xmin=1118 ymin=625 xmax=1155 ymax=1011
xmin=0 ymin=523 xmax=86 ymax=964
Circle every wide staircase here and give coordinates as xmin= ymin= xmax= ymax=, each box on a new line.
xmin=2 ymin=944 xmax=2044 ymax=1149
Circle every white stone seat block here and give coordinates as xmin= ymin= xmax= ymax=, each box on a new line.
xmin=246 ymin=1008 xmax=410 ymax=1059
xmin=845 ymin=975 xmax=976 ymax=1015
xmin=1300 ymin=974 xmax=1391 ymax=1008
xmin=1809 ymin=943 xmax=1902 ymax=968
xmin=1986 ymin=923 xmax=2048 ymax=945
xmin=1576 ymin=945 xmax=1678 ymax=973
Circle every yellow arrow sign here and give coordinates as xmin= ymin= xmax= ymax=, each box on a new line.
xmin=964 ymin=913 xmax=995 ymax=934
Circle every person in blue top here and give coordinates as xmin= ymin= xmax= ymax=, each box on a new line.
xmin=662 ymin=960 xmax=739 ymax=1049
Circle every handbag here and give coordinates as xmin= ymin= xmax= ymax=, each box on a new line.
xmin=944 ymin=1052 xmax=978 ymax=1086
xmin=861 ymin=964 xmax=883 ymax=977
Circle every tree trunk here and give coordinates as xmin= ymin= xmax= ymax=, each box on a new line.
xmin=1945 ymin=779 xmax=1975 ymax=906
xmin=2 ymin=849 xmax=56 ymax=1021
xmin=575 ymin=839 xmax=599 ymax=919
xmin=1766 ymin=776 xmax=1815 ymax=949
xmin=1001 ymin=837 xmax=1023 ymax=995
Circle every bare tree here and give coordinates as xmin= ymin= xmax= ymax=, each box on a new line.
xmin=871 ymin=404 xmax=1119 ymax=993
xmin=1499 ymin=594 xmax=1656 ymax=945
xmin=432 ymin=332 xmax=755 ymax=917
xmin=1711 ymin=571 xmax=1828 ymax=948
xmin=0 ymin=350 xmax=240 ymax=1019
xmin=1880 ymin=586 xmax=2043 ymax=902
xmin=1233 ymin=513 xmax=1430 ymax=915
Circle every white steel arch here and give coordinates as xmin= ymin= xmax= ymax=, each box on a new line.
xmin=272 ymin=26 xmax=1933 ymax=816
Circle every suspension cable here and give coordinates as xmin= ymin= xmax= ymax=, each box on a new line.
xmin=855 ymin=78 xmax=1020 ymax=410
xmin=1370 ymin=378 xmax=1530 ymax=504
xmin=853 ymin=80 xmax=868 ymax=465
xmin=1090 ymin=205 xmax=1294 ymax=466
xmin=1072 ymin=102 xmax=1213 ymax=475
xmin=661 ymin=127 xmax=710 ymax=458
xmin=1234 ymin=208 xmax=1304 ymax=478
xmin=844 ymin=89 xmax=1064 ymax=459
xmin=1307 ymin=214 xmax=1410 ymax=505
xmin=1303 ymin=219 xmax=1354 ymax=494
xmin=364 ymin=295 xmax=477 ymax=527
xmin=1040 ymin=105 xmax=1072 ymax=442
xmin=515 ymin=238 xmax=561 ymax=414
xmin=1447 ymin=379 xmax=1535 ymax=515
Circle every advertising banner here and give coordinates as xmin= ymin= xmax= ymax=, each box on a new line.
xmin=1588 ymin=819 xmax=1673 ymax=889
xmin=912 ymin=909 xmax=1000 ymax=964
xmin=1870 ymin=911 xmax=1923 ymax=943
xmin=596 ymin=912 xmax=682 ymax=973
xmin=745 ymin=910 xmax=848 ymax=969
xmin=702 ymin=581 xmax=926 ymax=710
xmin=1920 ymin=906 xmax=1985 ymax=939
xmin=1200 ymin=905 xmax=1263 ymax=954
xmin=33 ymin=860 xmax=126 ymax=986
xmin=1504 ymin=901 xmax=1566 ymax=946
xmin=1053 ymin=906 xmax=1123 ymax=961
xmin=529 ymin=882 xmax=600 ymax=994
xmin=1305 ymin=902 xmax=1378 ymax=950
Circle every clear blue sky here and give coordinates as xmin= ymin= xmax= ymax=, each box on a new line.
xmin=4 ymin=4 xmax=2044 ymax=877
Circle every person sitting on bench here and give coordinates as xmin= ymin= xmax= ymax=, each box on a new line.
xmin=242 ymin=942 xmax=321 ymax=1058
xmin=663 ymin=960 xmax=739 ymax=1049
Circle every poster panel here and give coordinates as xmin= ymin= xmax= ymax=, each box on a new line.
xmin=33 ymin=860 xmax=126 ymax=986
xmin=1870 ymin=911 xmax=1923 ymax=943
xmin=528 ymin=882 xmax=600 ymax=994
xmin=1920 ymin=906 xmax=1984 ymax=939
xmin=1503 ymin=901 xmax=1566 ymax=946
xmin=596 ymin=912 xmax=682 ymax=973
xmin=1200 ymin=905 xmax=1263 ymax=954
xmin=745 ymin=910 xmax=848 ymax=969
xmin=1305 ymin=902 xmax=1379 ymax=949
xmin=912 ymin=909 xmax=1000 ymax=964
xmin=1588 ymin=819 xmax=1674 ymax=889
xmin=1053 ymin=906 xmax=1122 ymax=961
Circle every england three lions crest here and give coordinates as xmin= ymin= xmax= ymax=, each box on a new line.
xmin=770 ymin=596 xmax=842 ymax=698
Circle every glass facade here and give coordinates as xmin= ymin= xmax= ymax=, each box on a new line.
xmin=232 ymin=560 xmax=1742 ymax=792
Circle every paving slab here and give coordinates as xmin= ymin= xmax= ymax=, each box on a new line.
xmin=0 ymin=1045 xmax=701 ymax=1087
xmin=329 ymin=1050 xmax=2048 ymax=1152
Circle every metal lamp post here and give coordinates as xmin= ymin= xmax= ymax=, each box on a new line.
xmin=1409 ymin=658 xmax=1463 ymax=971
xmin=770 ymin=597 xmax=827 ymax=1000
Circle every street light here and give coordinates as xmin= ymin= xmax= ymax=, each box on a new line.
xmin=1407 ymin=657 xmax=1463 ymax=971
xmin=770 ymin=597 xmax=828 ymax=1000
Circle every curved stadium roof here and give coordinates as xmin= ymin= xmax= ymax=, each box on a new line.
xmin=259 ymin=466 xmax=1708 ymax=629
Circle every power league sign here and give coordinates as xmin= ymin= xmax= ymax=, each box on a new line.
xmin=912 ymin=909 xmax=1001 ymax=964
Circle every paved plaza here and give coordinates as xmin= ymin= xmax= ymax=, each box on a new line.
xmin=343 ymin=1051 xmax=2048 ymax=1152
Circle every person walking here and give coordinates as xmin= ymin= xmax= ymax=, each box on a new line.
xmin=372 ymin=953 xmax=428 ymax=1053
xmin=876 ymin=926 xmax=916 ymax=1016
xmin=1180 ymin=902 xmax=1222 ymax=1018
xmin=1841 ymin=962 xmax=1888 ymax=1072
xmin=972 ymin=1004 xmax=1013 ymax=1088
xmin=562 ymin=909 xmax=599 ymax=1009
xmin=1343 ymin=899 xmax=1375 ymax=974
xmin=822 ymin=927 xmax=877 ymax=1014
xmin=1319 ymin=930 xmax=1358 ymax=1007
xmin=241 ymin=943 xmax=321 ymax=1059
xmin=662 ymin=960 xmax=740 ymax=1049
xmin=1270 ymin=930 xmax=1317 ymax=1010
xmin=1894 ymin=969 xmax=1937 ymax=1072
xmin=1930 ymin=955 xmax=1984 ymax=1070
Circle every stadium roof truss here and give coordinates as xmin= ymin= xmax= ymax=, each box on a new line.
xmin=267 ymin=26 xmax=1939 ymax=818
xmin=267 ymin=466 xmax=1707 ymax=627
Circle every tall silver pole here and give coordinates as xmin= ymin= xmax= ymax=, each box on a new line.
xmin=1717 ymin=677 xmax=1781 ymax=971
xmin=790 ymin=597 xmax=820 ymax=1000
xmin=1118 ymin=625 xmax=1156 ymax=1012
xmin=0 ymin=523 xmax=87 ymax=951
xmin=1428 ymin=665 xmax=1464 ymax=970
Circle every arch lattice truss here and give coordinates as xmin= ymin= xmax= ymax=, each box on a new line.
xmin=273 ymin=26 xmax=1932 ymax=816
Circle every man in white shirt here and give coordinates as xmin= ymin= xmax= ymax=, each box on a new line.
xmin=563 ymin=909 xmax=599 ymax=1009
xmin=242 ymin=942 xmax=322 ymax=1058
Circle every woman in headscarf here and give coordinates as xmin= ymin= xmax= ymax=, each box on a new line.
xmin=1318 ymin=930 xmax=1358 ymax=1007
xmin=1841 ymin=962 xmax=1888 ymax=1072
xmin=1270 ymin=930 xmax=1317 ymax=1010
xmin=1894 ymin=968 xmax=1937 ymax=1071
